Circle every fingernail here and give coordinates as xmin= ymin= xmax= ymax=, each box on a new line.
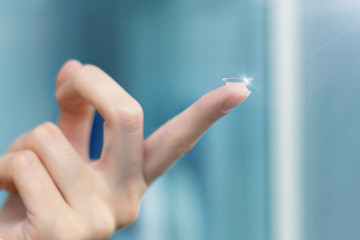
xmin=222 ymin=89 xmax=251 ymax=112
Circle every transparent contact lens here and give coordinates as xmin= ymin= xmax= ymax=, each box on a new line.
xmin=222 ymin=77 xmax=253 ymax=86
xmin=222 ymin=77 xmax=253 ymax=96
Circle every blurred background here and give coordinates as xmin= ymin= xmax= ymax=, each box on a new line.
xmin=0 ymin=0 xmax=359 ymax=240
xmin=0 ymin=0 xmax=268 ymax=239
xmin=303 ymin=0 xmax=360 ymax=240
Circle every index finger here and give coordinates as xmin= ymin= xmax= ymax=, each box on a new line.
xmin=143 ymin=84 xmax=251 ymax=184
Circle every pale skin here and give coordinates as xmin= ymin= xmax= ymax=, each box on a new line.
xmin=0 ymin=60 xmax=250 ymax=239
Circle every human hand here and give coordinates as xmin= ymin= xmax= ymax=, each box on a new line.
xmin=0 ymin=60 xmax=250 ymax=239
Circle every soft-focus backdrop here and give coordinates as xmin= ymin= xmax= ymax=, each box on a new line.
xmin=303 ymin=0 xmax=360 ymax=239
xmin=0 ymin=0 xmax=268 ymax=239
xmin=2 ymin=0 xmax=360 ymax=240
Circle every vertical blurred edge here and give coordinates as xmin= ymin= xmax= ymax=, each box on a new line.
xmin=269 ymin=0 xmax=304 ymax=239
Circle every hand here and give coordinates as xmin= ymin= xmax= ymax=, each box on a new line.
xmin=0 ymin=60 xmax=250 ymax=239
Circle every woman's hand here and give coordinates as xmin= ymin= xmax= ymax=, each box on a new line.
xmin=0 ymin=60 xmax=250 ymax=239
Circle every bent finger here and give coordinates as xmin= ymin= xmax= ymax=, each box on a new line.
xmin=56 ymin=60 xmax=94 ymax=159
xmin=144 ymin=85 xmax=251 ymax=184
xmin=56 ymin=65 xmax=144 ymax=183
xmin=11 ymin=150 xmax=67 ymax=215
xmin=8 ymin=122 xmax=96 ymax=206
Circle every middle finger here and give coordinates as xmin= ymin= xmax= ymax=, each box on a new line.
xmin=56 ymin=65 xmax=145 ymax=185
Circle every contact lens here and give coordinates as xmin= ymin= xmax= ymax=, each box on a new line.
xmin=222 ymin=77 xmax=253 ymax=86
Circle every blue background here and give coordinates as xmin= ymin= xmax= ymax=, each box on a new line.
xmin=303 ymin=0 xmax=360 ymax=239
xmin=0 ymin=0 xmax=269 ymax=239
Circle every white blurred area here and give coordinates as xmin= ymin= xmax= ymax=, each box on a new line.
xmin=270 ymin=0 xmax=303 ymax=240
xmin=272 ymin=0 xmax=360 ymax=239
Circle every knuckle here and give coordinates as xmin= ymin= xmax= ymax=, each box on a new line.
xmin=11 ymin=150 xmax=39 ymax=170
xmin=94 ymin=225 xmax=116 ymax=240
xmin=114 ymin=192 xmax=141 ymax=228
xmin=29 ymin=122 xmax=61 ymax=145
xmin=71 ymin=64 xmax=98 ymax=87
xmin=117 ymin=203 xmax=140 ymax=228
xmin=124 ymin=204 xmax=140 ymax=226
xmin=108 ymin=102 xmax=144 ymax=130
xmin=89 ymin=211 xmax=116 ymax=239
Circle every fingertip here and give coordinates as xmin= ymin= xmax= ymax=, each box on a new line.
xmin=198 ymin=85 xmax=250 ymax=115
xmin=56 ymin=59 xmax=83 ymax=90
xmin=143 ymin=85 xmax=251 ymax=183
xmin=222 ymin=91 xmax=250 ymax=112
xmin=216 ymin=85 xmax=251 ymax=98
xmin=11 ymin=150 xmax=39 ymax=173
